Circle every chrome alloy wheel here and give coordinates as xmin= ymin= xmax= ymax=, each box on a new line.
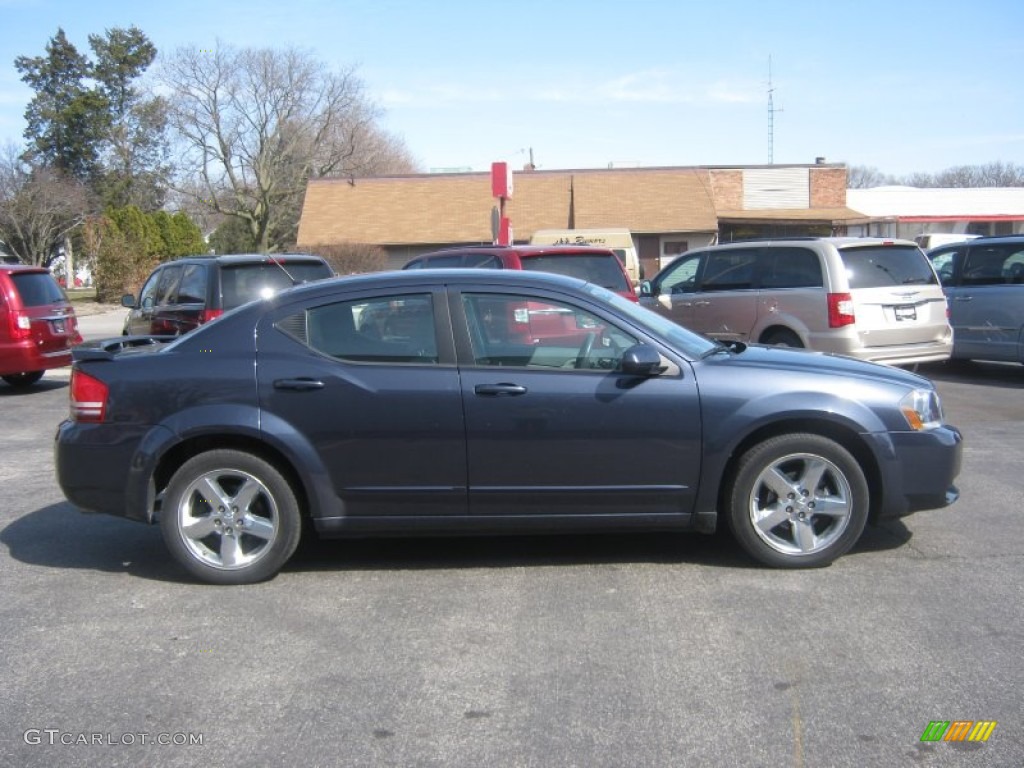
xmin=174 ymin=468 xmax=280 ymax=570
xmin=747 ymin=452 xmax=853 ymax=556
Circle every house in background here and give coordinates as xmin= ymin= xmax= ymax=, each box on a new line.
xmin=297 ymin=161 xmax=861 ymax=276
xmin=846 ymin=186 xmax=1024 ymax=240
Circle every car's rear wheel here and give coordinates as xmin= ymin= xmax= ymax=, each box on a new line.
xmin=726 ymin=433 xmax=868 ymax=568
xmin=760 ymin=329 xmax=803 ymax=348
xmin=160 ymin=449 xmax=302 ymax=584
xmin=2 ymin=371 xmax=44 ymax=387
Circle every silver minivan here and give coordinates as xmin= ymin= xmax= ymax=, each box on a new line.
xmin=640 ymin=237 xmax=952 ymax=366
xmin=927 ymin=236 xmax=1024 ymax=364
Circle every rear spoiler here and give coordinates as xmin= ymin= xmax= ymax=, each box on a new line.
xmin=73 ymin=335 xmax=176 ymax=361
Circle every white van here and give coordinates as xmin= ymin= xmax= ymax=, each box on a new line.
xmin=531 ymin=228 xmax=642 ymax=285
xmin=914 ymin=233 xmax=980 ymax=250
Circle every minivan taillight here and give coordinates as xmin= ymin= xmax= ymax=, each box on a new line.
xmin=827 ymin=292 xmax=855 ymax=328
xmin=70 ymin=369 xmax=108 ymax=423
xmin=201 ymin=309 xmax=223 ymax=324
xmin=8 ymin=309 xmax=32 ymax=341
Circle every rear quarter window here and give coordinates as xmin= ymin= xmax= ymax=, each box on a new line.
xmin=220 ymin=261 xmax=332 ymax=309
xmin=839 ymin=246 xmax=938 ymax=289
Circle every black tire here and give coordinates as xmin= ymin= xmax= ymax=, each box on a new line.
xmin=760 ymin=329 xmax=803 ymax=348
xmin=160 ymin=449 xmax=302 ymax=584
xmin=2 ymin=371 xmax=44 ymax=388
xmin=726 ymin=433 xmax=868 ymax=568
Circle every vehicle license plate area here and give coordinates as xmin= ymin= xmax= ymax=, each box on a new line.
xmin=894 ymin=305 xmax=917 ymax=322
xmin=50 ymin=318 xmax=66 ymax=334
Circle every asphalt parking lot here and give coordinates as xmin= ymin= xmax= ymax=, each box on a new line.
xmin=1 ymin=314 xmax=1021 ymax=767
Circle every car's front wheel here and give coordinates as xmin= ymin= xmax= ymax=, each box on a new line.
xmin=726 ymin=434 xmax=868 ymax=568
xmin=160 ymin=450 xmax=302 ymax=584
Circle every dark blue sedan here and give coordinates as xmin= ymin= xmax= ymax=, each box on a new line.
xmin=56 ymin=270 xmax=962 ymax=584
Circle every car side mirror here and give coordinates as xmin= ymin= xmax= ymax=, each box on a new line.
xmin=121 ymin=293 xmax=138 ymax=309
xmin=620 ymin=343 xmax=667 ymax=376
xmin=639 ymin=280 xmax=654 ymax=297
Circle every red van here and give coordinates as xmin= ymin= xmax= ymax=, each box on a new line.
xmin=0 ymin=264 xmax=82 ymax=387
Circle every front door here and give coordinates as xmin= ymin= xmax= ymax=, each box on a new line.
xmin=453 ymin=288 xmax=702 ymax=518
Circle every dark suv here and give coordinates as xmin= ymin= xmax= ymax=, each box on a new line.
xmin=0 ymin=264 xmax=82 ymax=387
xmin=403 ymin=245 xmax=638 ymax=301
xmin=122 ymin=253 xmax=334 ymax=336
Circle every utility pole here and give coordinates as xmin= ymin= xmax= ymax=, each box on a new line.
xmin=768 ymin=56 xmax=782 ymax=164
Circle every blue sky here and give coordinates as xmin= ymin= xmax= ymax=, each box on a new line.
xmin=1 ymin=0 xmax=1022 ymax=176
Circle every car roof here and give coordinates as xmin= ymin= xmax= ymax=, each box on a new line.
xmin=420 ymin=244 xmax=620 ymax=257
xmin=697 ymin=236 xmax=919 ymax=248
xmin=0 ymin=264 xmax=51 ymax=274
xmin=955 ymin=235 xmax=1024 ymax=245
xmin=161 ymin=252 xmax=327 ymax=266
xmin=266 ymin=267 xmax=593 ymax=302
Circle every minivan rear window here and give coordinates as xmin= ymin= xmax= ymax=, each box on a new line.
xmin=10 ymin=272 xmax=66 ymax=306
xmin=520 ymin=255 xmax=629 ymax=292
xmin=840 ymin=246 xmax=938 ymax=289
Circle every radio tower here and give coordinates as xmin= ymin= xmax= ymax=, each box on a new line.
xmin=767 ymin=56 xmax=781 ymax=164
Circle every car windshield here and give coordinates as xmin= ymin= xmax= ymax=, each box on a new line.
xmin=521 ymin=255 xmax=630 ymax=292
xmin=220 ymin=262 xmax=332 ymax=309
xmin=841 ymin=246 xmax=938 ymax=288
xmin=581 ymin=283 xmax=719 ymax=358
xmin=10 ymin=272 xmax=67 ymax=306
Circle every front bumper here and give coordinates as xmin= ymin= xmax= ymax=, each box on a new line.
xmin=866 ymin=424 xmax=963 ymax=520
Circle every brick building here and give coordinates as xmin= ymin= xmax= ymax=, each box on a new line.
xmin=297 ymin=161 xmax=863 ymax=276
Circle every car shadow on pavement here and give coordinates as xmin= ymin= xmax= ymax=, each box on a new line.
xmin=4 ymin=503 xmax=917 ymax=583
xmin=0 ymin=378 xmax=68 ymax=397
xmin=916 ymin=360 xmax=1024 ymax=389
xmin=1 ymin=502 xmax=181 ymax=581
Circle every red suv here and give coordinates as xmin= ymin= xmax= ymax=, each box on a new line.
xmin=403 ymin=245 xmax=638 ymax=301
xmin=0 ymin=264 xmax=82 ymax=387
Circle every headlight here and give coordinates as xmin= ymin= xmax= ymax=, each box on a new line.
xmin=899 ymin=388 xmax=944 ymax=431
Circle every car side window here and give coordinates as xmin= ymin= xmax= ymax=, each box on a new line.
xmin=700 ymin=249 xmax=756 ymax=292
xmin=463 ymin=253 xmax=502 ymax=269
xmin=176 ymin=264 xmax=208 ymax=304
xmin=461 ymin=292 xmax=637 ymax=371
xmin=760 ymin=248 xmax=823 ymax=288
xmin=304 ymin=294 xmax=438 ymax=364
xmin=655 ymin=254 xmax=701 ymax=295
xmin=424 ymin=254 xmax=464 ymax=268
xmin=156 ymin=265 xmax=184 ymax=306
xmin=138 ymin=268 xmax=163 ymax=309
xmin=928 ymin=248 xmax=959 ymax=285
xmin=962 ymin=246 xmax=1021 ymax=286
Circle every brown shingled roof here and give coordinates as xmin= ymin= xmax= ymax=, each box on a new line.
xmin=297 ymin=167 xmax=720 ymax=246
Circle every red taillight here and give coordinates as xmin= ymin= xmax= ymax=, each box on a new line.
xmin=200 ymin=308 xmax=223 ymax=324
xmin=8 ymin=309 xmax=32 ymax=341
xmin=827 ymin=292 xmax=855 ymax=328
xmin=70 ymin=369 xmax=108 ymax=423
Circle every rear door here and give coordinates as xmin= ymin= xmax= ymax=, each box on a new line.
xmin=839 ymin=244 xmax=949 ymax=350
xmin=257 ymin=287 xmax=468 ymax=518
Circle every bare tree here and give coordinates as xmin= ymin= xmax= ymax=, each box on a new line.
xmin=847 ymin=165 xmax=893 ymax=189
xmin=0 ymin=143 xmax=92 ymax=267
xmin=160 ymin=42 xmax=413 ymax=253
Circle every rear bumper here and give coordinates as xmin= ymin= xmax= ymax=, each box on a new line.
xmin=0 ymin=342 xmax=72 ymax=376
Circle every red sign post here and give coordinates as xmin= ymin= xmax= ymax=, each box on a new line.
xmin=491 ymin=162 xmax=513 ymax=245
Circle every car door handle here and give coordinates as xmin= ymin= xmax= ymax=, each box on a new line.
xmin=474 ymin=383 xmax=527 ymax=396
xmin=273 ymin=378 xmax=325 ymax=391
xmin=953 ymin=296 xmax=973 ymax=302
xmin=693 ymin=300 xmax=711 ymax=307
